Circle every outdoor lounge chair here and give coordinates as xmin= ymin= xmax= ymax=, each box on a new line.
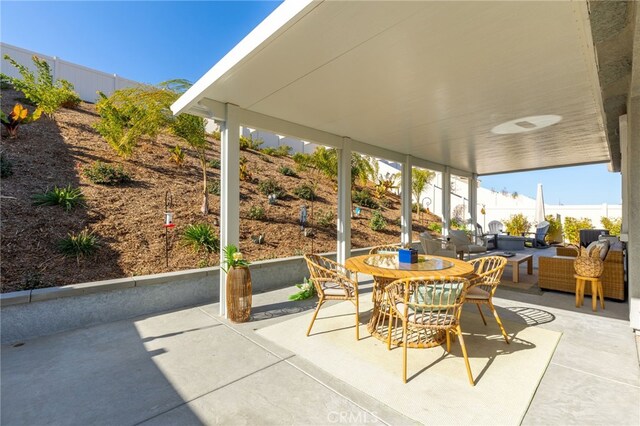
xmin=487 ymin=220 xmax=505 ymax=234
xmin=304 ymin=254 xmax=360 ymax=340
xmin=475 ymin=223 xmax=497 ymax=249
xmin=384 ymin=277 xmax=474 ymax=385
xmin=466 ymin=256 xmax=509 ymax=343
xmin=448 ymin=230 xmax=488 ymax=259
xmin=418 ymin=232 xmax=457 ymax=258
xmin=524 ymin=221 xmax=550 ymax=248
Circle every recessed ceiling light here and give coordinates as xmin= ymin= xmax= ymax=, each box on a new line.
xmin=491 ymin=115 xmax=562 ymax=134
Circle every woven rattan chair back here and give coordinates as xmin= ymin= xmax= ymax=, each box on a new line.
xmin=468 ymin=256 xmax=507 ymax=296
xmin=387 ymin=277 xmax=469 ymax=330
xmin=369 ymin=244 xmax=402 ymax=255
xmin=304 ymin=254 xmax=354 ymax=299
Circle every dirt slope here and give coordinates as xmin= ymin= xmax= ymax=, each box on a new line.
xmin=0 ymin=89 xmax=439 ymax=292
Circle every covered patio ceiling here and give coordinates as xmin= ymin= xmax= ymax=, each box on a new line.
xmin=172 ymin=0 xmax=612 ymax=176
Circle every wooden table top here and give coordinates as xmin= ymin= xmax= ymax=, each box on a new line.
xmin=345 ymin=254 xmax=474 ymax=280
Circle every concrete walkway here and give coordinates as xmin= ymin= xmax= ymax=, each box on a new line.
xmin=2 ymin=279 xmax=639 ymax=425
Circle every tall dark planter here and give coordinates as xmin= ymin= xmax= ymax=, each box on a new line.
xmin=226 ymin=266 xmax=252 ymax=322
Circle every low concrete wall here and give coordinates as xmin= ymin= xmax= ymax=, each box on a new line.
xmin=0 ymin=246 xmax=398 ymax=344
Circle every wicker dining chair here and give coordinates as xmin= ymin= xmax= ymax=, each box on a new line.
xmin=466 ymin=256 xmax=509 ymax=343
xmin=303 ymin=254 xmax=360 ymax=340
xmin=385 ymin=277 xmax=474 ymax=385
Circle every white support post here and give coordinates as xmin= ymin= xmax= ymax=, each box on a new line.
xmin=219 ymin=104 xmax=240 ymax=318
xmin=336 ymin=138 xmax=352 ymax=265
xmin=469 ymin=173 xmax=478 ymax=236
xmin=442 ymin=167 xmax=452 ymax=237
xmin=627 ymin=98 xmax=640 ymax=330
xmin=401 ymin=156 xmax=413 ymax=246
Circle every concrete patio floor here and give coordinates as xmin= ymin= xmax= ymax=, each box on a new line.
xmin=2 ymin=273 xmax=639 ymax=425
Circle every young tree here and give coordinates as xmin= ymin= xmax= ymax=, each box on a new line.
xmin=171 ymin=113 xmax=210 ymax=214
xmin=412 ymin=168 xmax=435 ymax=213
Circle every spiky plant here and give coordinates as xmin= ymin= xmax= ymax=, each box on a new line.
xmin=32 ymin=185 xmax=85 ymax=211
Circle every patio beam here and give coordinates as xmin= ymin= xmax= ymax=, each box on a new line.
xmin=401 ymin=156 xmax=413 ymax=246
xmin=219 ymin=103 xmax=241 ymax=318
xmin=336 ymin=137 xmax=352 ymax=265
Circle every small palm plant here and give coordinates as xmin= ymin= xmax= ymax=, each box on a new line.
xmin=32 ymin=185 xmax=84 ymax=211
xmin=221 ymin=244 xmax=249 ymax=272
xmin=58 ymin=229 xmax=99 ymax=265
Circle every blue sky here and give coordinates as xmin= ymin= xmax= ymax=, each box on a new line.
xmin=1 ymin=1 xmax=621 ymax=205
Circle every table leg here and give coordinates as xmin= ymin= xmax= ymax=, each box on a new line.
xmin=527 ymin=257 xmax=533 ymax=275
xmin=512 ymin=262 xmax=520 ymax=283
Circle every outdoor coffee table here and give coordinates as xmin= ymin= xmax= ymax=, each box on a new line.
xmin=499 ymin=252 xmax=533 ymax=283
xmin=345 ymin=254 xmax=474 ymax=348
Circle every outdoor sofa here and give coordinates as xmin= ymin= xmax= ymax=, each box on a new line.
xmin=538 ymin=245 xmax=625 ymax=301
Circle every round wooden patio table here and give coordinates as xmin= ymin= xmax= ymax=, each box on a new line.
xmin=345 ymin=254 xmax=474 ymax=348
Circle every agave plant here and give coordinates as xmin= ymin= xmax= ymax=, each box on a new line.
xmin=1 ymin=103 xmax=42 ymax=138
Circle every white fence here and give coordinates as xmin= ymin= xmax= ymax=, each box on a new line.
xmin=1 ymin=42 xmax=140 ymax=103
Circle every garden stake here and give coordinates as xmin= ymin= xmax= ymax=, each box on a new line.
xmin=164 ymin=190 xmax=175 ymax=268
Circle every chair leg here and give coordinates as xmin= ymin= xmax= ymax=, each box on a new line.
xmin=387 ymin=307 xmax=394 ymax=350
xmin=575 ymin=278 xmax=581 ymax=307
xmin=354 ymin=294 xmax=360 ymax=341
xmin=476 ymin=304 xmax=487 ymax=325
xmin=446 ymin=328 xmax=451 ymax=352
xmin=456 ymin=325 xmax=474 ymax=386
xmin=488 ymin=300 xmax=510 ymax=344
xmin=598 ymin=281 xmax=605 ymax=310
xmin=591 ymin=280 xmax=598 ymax=311
xmin=402 ymin=322 xmax=408 ymax=383
xmin=306 ymin=298 xmax=324 ymax=336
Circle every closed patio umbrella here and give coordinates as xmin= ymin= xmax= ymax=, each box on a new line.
xmin=535 ymin=183 xmax=546 ymax=224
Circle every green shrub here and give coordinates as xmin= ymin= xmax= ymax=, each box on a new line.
xmin=83 ymin=161 xmax=131 ymax=185
xmin=601 ymin=217 xmax=621 ymax=236
xmin=258 ymin=178 xmax=285 ymax=198
xmin=352 ymin=189 xmax=378 ymax=209
xmin=316 ymin=209 xmax=335 ymax=227
xmin=1 ymin=55 xmax=80 ymax=115
xmin=94 ymin=88 xmax=172 ymax=158
xmin=259 ymin=154 xmax=272 ymax=163
xmin=545 ymin=214 xmax=562 ymax=243
xmin=32 ymin=185 xmax=84 ymax=211
xmin=427 ymin=222 xmax=442 ymax=234
xmin=563 ymin=217 xmax=593 ymax=245
xmin=208 ymin=158 xmax=221 ymax=169
xmin=275 ymin=145 xmax=291 ymax=156
xmin=450 ymin=217 xmax=465 ymax=230
xmin=504 ymin=213 xmax=531 ymax=236
xmin=207 ymin=179 xmax=220 ymax=196
xmin=379 ymin=198 xmax=392 ymax=208
xmin=182 ymin=223 xmax=219 ymax=253
xmin=239 ymin=135 xmax=263 ymax=151
xmin=278 ymin=166 xmax=297 ymax=177
xmin=261 ymin=147 xmax=277 ymax=156
xmin=0 ymin=152 xmax=13 ymax=178
xmin=248 ymin=205 xmax=266 ymax=220
xmin=58 ymin=229 xmax=99 ymax=261
xmin=293 ymin=183 xmax=316 ymax=200
xmin=292 ymin=152 xmax=314 ymax=171
xmin=168 ymin=145 xmax=185 ymax=166
xmin=370 ymin=210 xmax=387 ymax=231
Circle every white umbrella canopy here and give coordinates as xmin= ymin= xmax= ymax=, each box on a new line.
xmin=535 ymin=183 xmax=546 ymax=224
